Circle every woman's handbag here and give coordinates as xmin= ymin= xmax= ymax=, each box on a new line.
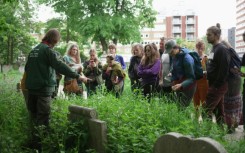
xmin=63 ymin=79 xmax=82 ymax=94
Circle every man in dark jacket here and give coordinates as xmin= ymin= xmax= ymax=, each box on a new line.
xmin=241 ymin=31 xmax=245 ymax=129
xmin=24 ymin=29 xmax=90 ymax=150
xmin=205 ymin=24 xmax=230 ymax=124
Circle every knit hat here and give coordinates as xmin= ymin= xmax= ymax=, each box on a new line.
xmin=164 ymin=39 xmax=177 ymax=54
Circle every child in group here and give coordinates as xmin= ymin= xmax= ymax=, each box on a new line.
xmin=102 ymin=54 xmax=126 ymax=98
xmin=137 ymin=44 xmax=161 ymax=101
xmin=108 ymin=43 xmax=126 ymax=94
xmin=128 ymin=43 xmax=144 ymax=92
xmin=108 ymin=43 xmax=126 ymax=70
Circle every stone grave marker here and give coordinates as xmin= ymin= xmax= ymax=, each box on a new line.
xmin=68 ymin=105 xmax=107 ymax=153
xmin=153 ymin=132 xmax=227 ymax=153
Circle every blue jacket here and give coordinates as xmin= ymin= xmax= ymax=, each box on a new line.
xmin=115 ymin=55 xmax=126 ymax=70
xmin=171 ymin=48 xmax=195 ymax=89
xmin=138 ymin=59 xmax=161 ymax=86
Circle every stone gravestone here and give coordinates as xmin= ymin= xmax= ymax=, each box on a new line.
xmin=153 ymin=132 xmax=227 ymax=153
xmin=68 ymin=105 xmax=107 ymax=153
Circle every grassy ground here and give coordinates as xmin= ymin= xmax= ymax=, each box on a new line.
xmin=0 ymin=70 xmax=245 ymax=153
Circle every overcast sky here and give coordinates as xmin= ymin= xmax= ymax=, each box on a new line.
xmin=153 ymin=0 xmax=236 ymax=37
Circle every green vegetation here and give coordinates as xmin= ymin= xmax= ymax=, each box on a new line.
xmin=1 ymin=70 xmax=245 ymax=152
xmin=37 ymin=0 xmax=157 ymax=51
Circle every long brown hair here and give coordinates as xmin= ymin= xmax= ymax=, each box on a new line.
xmin=141 ymin=44 xmax=160 ymax=66
xmin=66 ymin=43 xmax=81 ymax=64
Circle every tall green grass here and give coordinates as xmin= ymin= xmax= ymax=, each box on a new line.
xmin=0 ymin=70 xmax=245 ymax=153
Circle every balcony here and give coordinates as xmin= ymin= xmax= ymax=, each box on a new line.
xmin=186 ymin=20 xmax=195 ymax=24
xmin=186 ymin=28 xmax=195 ymax=33
xmin=172 ymin=20 xmax=181 ymax=24
xmin=172 ymin=29 xmax=181 ymax=33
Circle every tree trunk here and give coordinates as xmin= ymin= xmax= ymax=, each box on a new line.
xmin=0 ymin=64 xmax=3 ymax=73
xmin=7 ymin=35 xmax=10 ymax=65
xmin=66 ymin=17 xmax=70 ymax=43
xmin=100 ymin=37 xmax=108 ymax=53
xmin=66 ymin=25 xmax=70 ymax=43
xmin=10 ymin=36 xmax=14 ymax=64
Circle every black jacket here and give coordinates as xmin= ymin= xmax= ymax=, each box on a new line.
xmin=128 ymin=56 xmax=141 ymax=80
xmin=207 ymin=43 xmax=230 ymax=88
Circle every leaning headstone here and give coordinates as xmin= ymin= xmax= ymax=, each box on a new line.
xmin=68 ymin=105 xmax=107 ymax=153
xmin=68 ymin=105 xmax=97 ymax=119
xmin=153 ymin=132 xmax=227 ymax=153
xmin=88 ymin=119 xmax=107 ymax=152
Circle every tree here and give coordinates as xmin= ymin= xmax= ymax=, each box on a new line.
xmin=0 ymin=0 xmax=37 ymax=65
xmin=38 ymin=0 xmax=157 ymax=52
xmin=176 ymin=38 xmax=195 ymax=50
xmin=201 ymin=36 xmax=212 ymax=54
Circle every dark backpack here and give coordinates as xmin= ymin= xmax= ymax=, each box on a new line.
xmin=228 ymin=47 xmax=241 ymax=77
xmin=182 ymin=48 xmax=203 ymax=80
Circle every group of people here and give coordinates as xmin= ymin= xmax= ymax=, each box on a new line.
xmin=127 ymin=23 xmax=244 ymax=134
xmin=21 ymin=24 xmax=245 ymax=151
xmin=62 ymin=43 xmax=127 ymax=98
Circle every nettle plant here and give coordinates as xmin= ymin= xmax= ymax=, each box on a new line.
xmin=1 ymin=70 xmax=245 ymax=153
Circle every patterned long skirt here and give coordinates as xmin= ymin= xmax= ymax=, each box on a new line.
xmin=224 ymin=76 xmax=243 ymax=129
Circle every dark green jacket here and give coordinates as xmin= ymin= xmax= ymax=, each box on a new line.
xmin=25 ymin=43 xmax=80 ymax=96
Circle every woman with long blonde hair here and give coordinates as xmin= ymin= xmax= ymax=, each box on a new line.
xmin=64 ymin=43 xmax=81 ymax=66
xmin=63 ymin=43 xmax=83 ymax=95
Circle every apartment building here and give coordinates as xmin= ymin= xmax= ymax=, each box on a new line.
xmin=117 ymin=12 xmax=166 ymax=56
xmin=166 ymin=12 xmax=198 ymax=41
xmin=236 ymin=0 xmax=245 ymax=56
xmin=117 ymin=11 xmax=198 ymax=57
xmin=140 ymin=13 xmax=166 ymax=46
xmin=228 ymin=27 xmax=236 ymax=48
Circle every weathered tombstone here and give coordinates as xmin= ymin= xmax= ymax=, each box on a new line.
xmin=68 ymin=105 xmax=107 ymax=153
xmin=153 ymin=132 xmax=227 ymax=153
